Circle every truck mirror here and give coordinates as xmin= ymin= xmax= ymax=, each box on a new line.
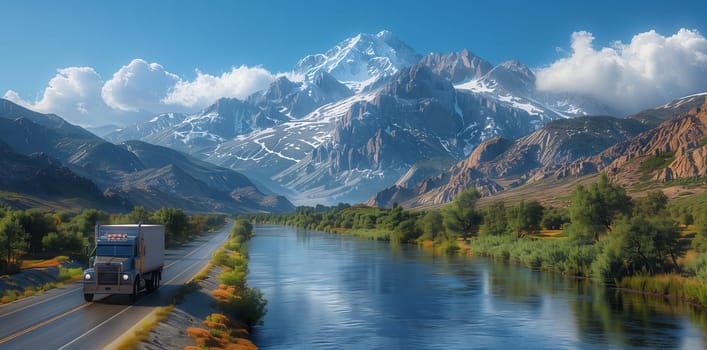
xmin=84 ymin=244 xmax=90 ymax=256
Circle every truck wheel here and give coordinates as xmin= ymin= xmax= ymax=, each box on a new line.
xmin=84 ymin=293 xmax=93 ymax=302
xmin=130 ymin=279 xmax=138 ymax=302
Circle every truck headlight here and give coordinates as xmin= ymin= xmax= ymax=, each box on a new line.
xmin=122 ymin=273 xmax=130 ymax=281
xmin=84 ymin=273 xmax=92 ymax=280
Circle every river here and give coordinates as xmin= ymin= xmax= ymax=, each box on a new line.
xmin=247 ymin=225 xmax=706 ymax=349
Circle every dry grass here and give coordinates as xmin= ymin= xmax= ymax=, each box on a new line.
xmin=678 ymin=249 xmax=700 ymax=266
xmin=21 ymin=256 xmax=69 ymax=269
xmin=185 ymin=313 xmax=257 ymax=350
xmin=193 ymin=262 xmax=213 ymax=282
xmin=528 ymin=229 xmax=566 ymax=240
xmin=113 ymin=305 xmax=175 ymax=350
xmin=211 ymin=284 xmax=239 ymax=302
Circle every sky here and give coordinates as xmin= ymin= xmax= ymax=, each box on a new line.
xmin=1 ymin=0 xmax=706 ymax=126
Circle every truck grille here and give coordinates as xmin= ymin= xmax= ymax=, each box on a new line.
xmin=96 ymin=264 xmax=120 ymax=284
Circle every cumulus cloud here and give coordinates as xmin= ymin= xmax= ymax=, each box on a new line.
xmin=162 ymin=65 xmax=276 ymax=108
xmin=102 ymin=59 xmax=181 ymax=112
xmin=536 ymin=28 xmax=707 ymax=114
xmin=4 ymin=60 xmax=283 ymax=126
xmin=2 ymin=67 xmax=127 ymax=126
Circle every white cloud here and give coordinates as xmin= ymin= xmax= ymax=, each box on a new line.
xmin=162 ymin=65 xmax=276 ymax=108
xmin=536 ymin=28 xmax=707 ymax=114
xmin=2 ymin=67 xmax=129 ymax=126
xmin=4 ymin=60 xmax=283 ymax=126
xmin=102 ymin=59 xmax=181 ymax=112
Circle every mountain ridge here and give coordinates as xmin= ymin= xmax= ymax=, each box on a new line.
xmin=0 ymin=98 xmax=294 ymax=213
xmin=368 ymin=95 xmax=707 ymax=208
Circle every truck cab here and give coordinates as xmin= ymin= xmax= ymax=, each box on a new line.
xmin=83 ymin=223 xmax=164 ymax=302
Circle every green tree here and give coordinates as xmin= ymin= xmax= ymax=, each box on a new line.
xmin=633 ymin=190 xmax=668 ymax=217
xmin=483 ymin=201 xmax=507 ymax=236
xmin=568 ymin=174 xmax=632 ymax=243
xmin=443 ymin=189 xmax=482 ymax=239
xmin=382 ymin=204 xmax=405 ymax=230
xmin=67 ymin=209 xmax=109 ymax=244
xmin=42 ymin=232 xmax=85 ymax=254
xmin=0 ymin=214 xmax=27 ymax=265
xmin=128 ymin=206 xmax=151 ymax=223
xmin=231 ymin=219 xmax=253 ymax=240
xmin=507 ymin=200 xmax=544 ymax=238
xmin=419 ymin=211 xmax=444 ymax=241
xmin=391 ymin=218 xmax=421 ymax=243
xmin=541 ymin=207 xmax=569 ymax=230
xmin=593 ymin=214 xmax=684 ymax=279
xmin=15 ymin=209 xmax=55 ymax=253
xmin=152 ymin=208 xmax=190 ymax=244
xmin=693 ymin=210 xmax=707 ymax=253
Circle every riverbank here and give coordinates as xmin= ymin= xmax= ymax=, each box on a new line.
xmin=124 ymin=265 xmax=256 ymax=350
xmin=123 ymin=219 xmax=264 ymax=350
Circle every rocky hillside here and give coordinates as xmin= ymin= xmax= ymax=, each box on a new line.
xmin=556 ymin=96 xmax=707 ymax=185
xmin=0 ymin=98 xmax=293 ymax=213
xmin=0 ymin=140 xmax=121 ymax=209
xmin=369 ymin=116 xmax=650 ymax=207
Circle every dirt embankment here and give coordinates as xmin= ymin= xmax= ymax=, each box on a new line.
xmin=1 ymin=259 xmax=83 ymax=303
xmin=135 ymin=266 xmax=257 ymax=350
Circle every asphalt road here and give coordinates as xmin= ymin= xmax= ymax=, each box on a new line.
xmin=0 ymin=221 xmax=232 ymax=349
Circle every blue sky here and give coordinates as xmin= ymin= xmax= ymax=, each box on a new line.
xmin=1 ymin=0 xmax=706 ymax=125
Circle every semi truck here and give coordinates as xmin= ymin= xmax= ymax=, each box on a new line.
xmin=83 ymin=223 xmax=165 ymax=302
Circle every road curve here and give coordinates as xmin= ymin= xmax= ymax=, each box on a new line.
xmin=0 ymin=221 xmax=232 ymax=349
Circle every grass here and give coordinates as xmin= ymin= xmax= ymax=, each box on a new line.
xmin=528 ymin=229 xmax=566 ymax=240
xmin=58 ymin=266 xmax=83 ymax=282
xmin=21 ymin=256 xmax=70 ymax=269
xmin=113 ymin=305 xmax=175 ymax=350
xmin=0 ymin=191 xmax=88 ymax=213
xmin=639 ymin=152 xmax=675 ymax=175
xmin=619 ymin=273 xmax=707 ymax=305
xmin=665 ymin=176 xmax=707 ymax=187
xmin=346 ymin=228 xmax=392 ymax=241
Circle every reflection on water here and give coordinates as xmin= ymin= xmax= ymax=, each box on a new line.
xmin=247 ymin=225 xmax=706 ymax=349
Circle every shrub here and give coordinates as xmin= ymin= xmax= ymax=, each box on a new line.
xmin=685 ymin=252 xmax=707 ymax=282
xmin=219 ymin=269 xmax=246 ymax=287
xmin=58 ymin=266 xmax=83 ymax=281
xmin=220 ymin=286 xmax=267 ymax=327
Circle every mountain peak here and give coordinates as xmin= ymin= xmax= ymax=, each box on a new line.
xmin=419 ymin=50 xmax=493 ymax=83
xmin=294 ymin=30 xmax=421 ymax=92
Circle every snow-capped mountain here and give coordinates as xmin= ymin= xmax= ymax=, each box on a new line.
xmin=454 ymin=60 xmax=617 ymax=119
xmin=247 ymin=72 xmax=353 ymax=119
xmin=104 ymin=112 xmax=187 ymax=143
xmin=294 ymin=30 xmax=422 ymax=92
xmin=108 ymin=31 xmax=626 ymax=205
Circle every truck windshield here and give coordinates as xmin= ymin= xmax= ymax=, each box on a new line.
xmin=96 ymin=244 xmax=134 ymax=257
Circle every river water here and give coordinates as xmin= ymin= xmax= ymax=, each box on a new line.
xmin=247 ymin=225 xmax=706 ymax=349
